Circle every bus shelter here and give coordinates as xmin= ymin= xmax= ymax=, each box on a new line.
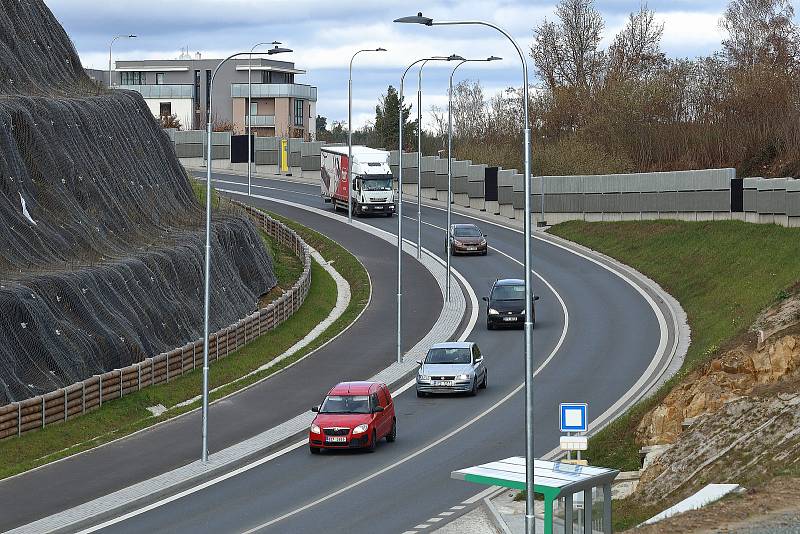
xmin=451 ymin=456 xmax=619 ymax=534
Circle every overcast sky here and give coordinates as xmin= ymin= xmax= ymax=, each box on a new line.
xmin=44 ymin=0 xmax=733 ymax=129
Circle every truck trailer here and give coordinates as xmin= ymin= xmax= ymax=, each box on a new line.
xmin=320 ymin=145 xmax=395 ymax=217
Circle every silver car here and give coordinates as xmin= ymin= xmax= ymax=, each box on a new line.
xmin=416 ymin=342 xmax=487 ymax=397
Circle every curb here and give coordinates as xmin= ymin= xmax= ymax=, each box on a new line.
xmin=483 ymin=493 xmax=513 ymax=534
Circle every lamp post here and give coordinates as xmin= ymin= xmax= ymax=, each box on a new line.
xmin=201 ymin=50 xmax=284 ymax=462
xmin=108 ymin=34 xmax=136 ymax=88
xmin=415 ymin=56 xmax=463 ymax=258
xmin=396 ymin=54 xmax=461 ymax=364
xmin=445 ymin=56 xmax=501 ymax=301
xmin=348 ymin=47 xmax=387 ymax=224
xmin=248 ymin=42 xmax=293 ymax=197
xmin=395 ymin=13 xmax=536 ymax=534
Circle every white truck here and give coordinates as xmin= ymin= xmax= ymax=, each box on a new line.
xmin=320 ymin=145 xmax=395 ymax=217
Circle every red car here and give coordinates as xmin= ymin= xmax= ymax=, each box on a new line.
xmin=309 ymin=381 xmax=396 ymax=454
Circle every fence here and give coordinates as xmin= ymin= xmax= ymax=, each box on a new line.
xmin=0 ymin=203 xmax=311 ymax=440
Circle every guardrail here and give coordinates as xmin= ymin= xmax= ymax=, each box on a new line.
xmin=0 ymin=203 xmax=311 ymax=440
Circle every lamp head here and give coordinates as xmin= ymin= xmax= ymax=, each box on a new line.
xmin=376 ymin=47 xmax=387 ymax=52
xmin=394 ymin=12 xmax=433 ymax=25
xmin=487 ymin=55 xmax=502 ymax=61
xmin=448 ymin=54 xmax=465 ymax=61
xmin=128 ymin=34 xmax=137 ymax=38
xmin=268 ymin=45 xmax=293 ymax=55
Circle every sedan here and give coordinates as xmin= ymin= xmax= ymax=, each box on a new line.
xmin=416 ymin=342 xmax=487 ymax=397
xmin=446 ymin=223 xmax=488 ymax=256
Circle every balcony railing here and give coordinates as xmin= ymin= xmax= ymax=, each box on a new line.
xmin=245 ymin=115 xmax=276 ymax=127
xmin=115 ymin=84 xmax=194 ymax=99
xmin=230 ymin=83 xmax=317 ymax=101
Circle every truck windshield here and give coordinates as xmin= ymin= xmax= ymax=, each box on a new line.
xmin=361 ymin=176 xmax=392 ymax=191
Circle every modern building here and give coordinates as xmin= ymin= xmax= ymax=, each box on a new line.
xmin=111 ymin=54 xmax=317 ymax=138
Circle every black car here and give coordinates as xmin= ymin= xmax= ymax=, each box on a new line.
xmin=482 ymin=278 xmax=539 ymax=330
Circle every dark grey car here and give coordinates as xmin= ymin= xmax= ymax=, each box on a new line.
xmin=416 ymin=342 xmax=487 ymax=397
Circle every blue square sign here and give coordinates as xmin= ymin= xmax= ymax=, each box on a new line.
xmin=560 ymin=403 xmax=587 ymax=433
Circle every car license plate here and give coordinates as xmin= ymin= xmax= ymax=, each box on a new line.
xmin=433 ymin=380 xmax=455 ymax=386
xmin=325 ymin=436 xmax=347 ymax=443
xmin=374 ymin=206 xmax=383 ymax=210
xmin=503 ymin=317 xmax=517 ymax=322
xmin=467 ymin=246 xmax=476 ymax=251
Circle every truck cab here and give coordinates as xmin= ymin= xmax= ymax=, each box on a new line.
xmin=320 ymin=146 xmax=396 ymax=217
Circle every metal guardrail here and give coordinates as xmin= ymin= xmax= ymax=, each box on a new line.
xmin=0 ymin=204 xmax=312 ymax=440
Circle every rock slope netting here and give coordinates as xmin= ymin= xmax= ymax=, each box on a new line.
xmin=0 ymin=1 xmax=276 ymax=405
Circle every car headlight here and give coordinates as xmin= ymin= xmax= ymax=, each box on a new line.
xmin=311 ymin=424 xmax=320 ymax=434
xmin=418 ymin=374 xmax=430 ymax=381
xmin=353 ymin=424 xmax=369 ymax=434
xmin=520 ymin=309 xmax=525 ymax=315
xmin=480 ymin=238 xmax=486 ymax=245
xmin=488 ymin=308 xmax=499 ymax=315
xmin=456 ymin=374 xmax=470 ymax=380
xmin=453 ymin=239 xmax=463 ymax=246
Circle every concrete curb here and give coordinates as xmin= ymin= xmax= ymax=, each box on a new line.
xmin=11 ymin=193 xmax=471 ymax=534
xmin=483 ymin=494 xmax=513 ymax=534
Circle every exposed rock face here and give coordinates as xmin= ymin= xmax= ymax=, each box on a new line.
xmin=637 ymin=297 xmax=800 ymax=447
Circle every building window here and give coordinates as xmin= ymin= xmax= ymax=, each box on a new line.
xmin=120 ymin=71 xmax=145 ymax=85
xmin=250 ymin=102 xmax=258 ymax=115
xmin=156 ymin=73 xmax=165 ymax=85
xmin=159 ymin=102 xmax=171 ymax=118
xmin=294 ymin=99 xmax=304 ymax=127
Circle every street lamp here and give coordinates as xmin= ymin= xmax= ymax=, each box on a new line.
xmin=108 ymin=34 xmax=136 ymax=88
xmin=415 ymin=55 xmax=464 ymax=258
xmin=445 ymin=56 xmax=501 ymax=301
xmin=348 ymin=47 xmax=387 ymax=224
xmin=248 ymin=42 xmax=293 ymax=197
xmin=395 ymin=13 xmax=537 ymax=534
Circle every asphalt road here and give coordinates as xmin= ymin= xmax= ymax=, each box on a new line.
xmin=0 ymin=190 xmax=442 ymax=532
xmin=91 ymin=171 xmax=662 ymax=534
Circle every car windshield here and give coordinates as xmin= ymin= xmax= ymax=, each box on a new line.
xmin=425 ymin=347 xmax=471 ymax=364
xmin=361 ymin=176 xmax=392 ymax=191
xmin=453 ymin=226 xmax=481 ymax=237
xmin=319 ymin=395 xmax=371 ymax=414
xmin=492 ymin=284 xmax=525 ymax=301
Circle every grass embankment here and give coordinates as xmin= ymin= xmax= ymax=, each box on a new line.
xmin=0 ymin=203 xmax=369 ymax=481
xmin=548 ymin=219 xmax=800 ymax=529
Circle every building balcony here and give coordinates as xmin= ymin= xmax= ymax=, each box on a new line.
xmin=230 ymin=83 xmax=317 ymax=101
xmin=115 ymin=84 xmax=194 ymax=99
xmin=245 ymin=115 xmax=276 ymax=127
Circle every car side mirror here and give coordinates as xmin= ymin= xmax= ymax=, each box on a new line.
xmin=474 ymin=357 xmax=483 ymax=364
xmin=311 ymin=405 xmax=320 ymax=413
xmin=482 ymin=296 xmax=488 ymax=302
xmin=534 ymin=295 xmax=540 ymax=301
xmin=416 ymin=359 xmax=422 ymax=366
xmin=373 ymin=406 xmax=385 ymax=413
xmin=483 ymin=233 xmax=488 ymax=237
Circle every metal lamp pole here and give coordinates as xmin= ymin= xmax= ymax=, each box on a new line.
xmin=248 ymin=42 xmax=293 ymax=197
xmin=108 ymin=34 xmax=136 ymax=88
xmin=396 ymin=54 xmax=459 ymax=364
xmin=348 ymin=47 xmax=387 ymax=224
xmin=395 ymin=13 xmax=536 ymax=533
xmin=445 ymin=55 xmax=501 ymax=301
xmin=202 ymin=50 xmax=285 ymax=462
xmin=415 ymin=56 xmax=463 ymax=258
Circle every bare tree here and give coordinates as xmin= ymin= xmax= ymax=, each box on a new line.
xmin=608 ymin=4 xmax=666 ymax=80
xmin=720 ymin=0 xmax=799 ymax=70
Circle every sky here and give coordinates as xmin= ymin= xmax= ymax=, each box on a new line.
xmin=44 ymin=0 xmax=732 ymax=130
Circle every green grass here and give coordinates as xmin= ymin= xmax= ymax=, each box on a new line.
xmin=548 ymin=219 xmax=800 ymax=529
xmin=0 ymin=209 xmax=370 ymax=481
xmin=550 ymin=220 xmax=800 ymax=468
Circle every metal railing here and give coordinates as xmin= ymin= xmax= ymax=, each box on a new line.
xmin=245 ymin=115 xmax=276 ymax=127
xmin=115 ymin=84 xmax=194 ymax=99
xmin=231 ymin=83 xmax=317 ymax=100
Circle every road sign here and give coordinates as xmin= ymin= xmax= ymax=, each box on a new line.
xmin=560 ymin=403 xmax=587 ymax=433
xmin=560 ymin=435 xmax=588 ymax=451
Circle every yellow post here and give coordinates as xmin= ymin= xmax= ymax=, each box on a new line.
xmin=280 ymin=138 xmax=288 ymax=172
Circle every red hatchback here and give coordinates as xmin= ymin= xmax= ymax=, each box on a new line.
xmin=309 ymin=381 xmax=396 ymax=454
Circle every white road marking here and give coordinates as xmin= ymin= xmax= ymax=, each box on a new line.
xmin=440 ymin=511 xmax=454 ymax=516
xmin=451 ymin=505 xmax=465 ymax=510
xmin=414 ymin=525 xmax=430 ymax=529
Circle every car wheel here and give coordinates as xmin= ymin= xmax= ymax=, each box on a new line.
xmin=482 ymin=249 xmax=488 ymax=256
xmin=480 ymin=371 xmax=487 ymax=389
xmin=487 ymin=321 xmax=494 ymax=330
xmin=309 ymin=446 xmax=321 ymax=455
xmin=386 ymin=419 xmax=397 ymax=442
xmin=469 ymin=378 xmax=478 ymax=396
xmin=416 ymin=388 xmax=426 ymax=398
xmin=367 ymin=430 xmax=377 ymax=452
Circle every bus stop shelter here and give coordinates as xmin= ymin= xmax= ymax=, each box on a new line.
xmin=451 ymin=457 xmax=619 ymax=534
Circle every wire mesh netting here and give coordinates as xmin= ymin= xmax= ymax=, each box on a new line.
xmin=0 ymin=0 xmax=276 ymax=405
